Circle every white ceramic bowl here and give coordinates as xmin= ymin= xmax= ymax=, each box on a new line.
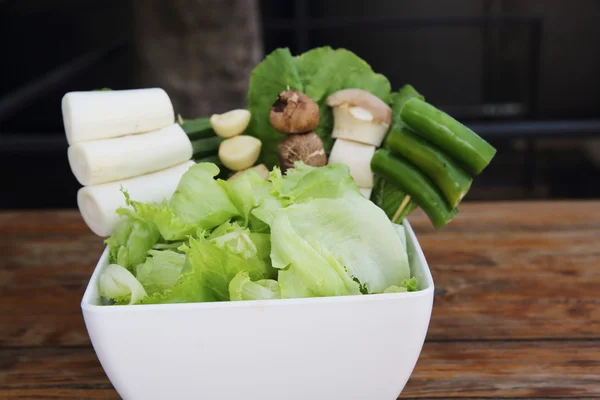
xmin=81 ymin=220 xmax=434 ymax=400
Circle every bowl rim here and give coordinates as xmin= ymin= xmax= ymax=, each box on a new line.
xmin=81 ymin=219 xmax=434 ymax=313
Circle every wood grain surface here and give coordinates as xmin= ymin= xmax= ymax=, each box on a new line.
xmin=1 ymin=202 xmax=599 ymax=399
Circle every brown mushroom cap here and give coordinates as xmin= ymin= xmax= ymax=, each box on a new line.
xmin=326 ymin=89 xmax=392 ymax=125
xmin=269 ymin=90 xmax=320 ymax=134
xmin=277 ymin=132 xmax=326 ymax=173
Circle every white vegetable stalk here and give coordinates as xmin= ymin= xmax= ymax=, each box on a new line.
xmin=328 ymin=138 xmax=376 ymax=188
xmin=78 ymin=160 xmax=195 ymax=237
xmin=62 ymin=88 xmax=174 ymax=145
xmin=68 ymin=123 xmax=193 ymax=186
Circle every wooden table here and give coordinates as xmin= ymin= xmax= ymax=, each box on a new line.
xmin=1 ymin=202 xmax=599 ymax=399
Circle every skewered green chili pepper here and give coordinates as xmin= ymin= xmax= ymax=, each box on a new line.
xmin=190 ymin=136 xmax=224 ymax=159
xmin=372 ymin=175 xmax=418 ymax=222
xmin=371 ymin=149 xmax=457 ymax=229
xmin=385 ymin=126 xmax=472 ymax=208
xmin=391 ymin=84 xmax=424 ymax=112
xmin=180 ymin=117 xmax=216 ymax=140
xmin=400 ymin=97 xmax=496 ymax=174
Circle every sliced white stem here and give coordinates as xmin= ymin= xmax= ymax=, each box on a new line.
xmin=359 ymin=187 xmax=373 ymax=199
xmin=78 ymin=161 xmax=195 ymax=237
xmin=62 ymin=88 xmax=174 ymax=145
xmin=218 ymin=135 xmax=262 ymax=171
xmin=328 ymin=138 xmax=375 ymax=188
xmin=68 ymin=123 xmax=192 ymax=186
xmin=210 ymin=109 xmax=251 ymax=138
xmin=331 ymin=106 xmax=389 ymax=147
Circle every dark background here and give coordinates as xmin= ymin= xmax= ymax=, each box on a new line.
xmin=1 ymin=0 xmax=599 ymax=209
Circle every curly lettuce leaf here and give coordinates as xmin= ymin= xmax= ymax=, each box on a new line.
xmin=125 ymin=163 xmax=239 ymax=241
xmin=270 ymin=162 xmax=360 ymax=204
xmin=384 ymin=277 xmax=420 ymax=293
xmin=185 ymin=225 xmax=275 ymax=301
xmin=274 ymin=194 xmax=410 ymax=295
xmin=219 ymin=169 xmax=271 ymax=226
xmin=98 ymin=264 xmax=147 ymax=305
xmin=271 ymin=211 xmax=360 ymax=298
xmin=229 ymin=271 xmax=280 ymax=301
xmin=105 ymin=209 xmax=160 ymax=272
xmin=140 ymin=264 xmax=214 ymax=305
xmin=135 ymin=250 xmax=186 ymax=296
xmin=247 ymin=47 xmax=391 ymax=168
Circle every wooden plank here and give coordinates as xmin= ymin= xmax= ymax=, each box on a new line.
xmin=0 ymin=210 xmax=92 ymax=235
xmin=2 ymin=203 xmax=600 ymax=347
xmin=0 ymin=348 xmax=117 ymax=399
xmin=1 ymin=341 xmax=598 ymax=399
xmin=420 ymin=227 xmax=600 ymax=340
xmin=401 ymin=340 xmax=600 ymax=398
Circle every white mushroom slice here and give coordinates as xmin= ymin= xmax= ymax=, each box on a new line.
xmin=327 ymin=138 xmax=375 ymax=188
xmin=326 ymin=89 xmax=392 ymax=147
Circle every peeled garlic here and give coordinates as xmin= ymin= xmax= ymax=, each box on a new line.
xmin=218 ymin=135 xmax=262 ymax=171
xmin=210 ymin=109 xmax=251 ymax=138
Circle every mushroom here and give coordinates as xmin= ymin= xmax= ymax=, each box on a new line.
xmin=277 ymin=132 xmax=326 ymax=173
xmin=325 ymin=88 xmax=392 ymax=147
xmin=269 ymin=90 xmax=320 ymax=134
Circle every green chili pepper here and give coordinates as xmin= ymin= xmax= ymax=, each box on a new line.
xmin=400 ymin=97 xmax=496 ymax=174
xmin=372 ymin=175 xmax=418 ymax=223
xmin=385 ymin=126 xmax=472 ymax=208
xmin=391 ymin=84 xmax=424 ymax=112
xmin=371 ymin=149 xmax=458 ymax=229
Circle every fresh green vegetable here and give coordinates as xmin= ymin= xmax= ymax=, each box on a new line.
xmin=229 ymin=271 xmax=281 ymax=301
xmin=135 ymin=250 xmax=186 ymax=296
xmin=180 ymin=117 xmax=216 ymax=139
xmin=384 ymin=277 xmax=419 ymax=293
xmin=247 ymin=47 xmax=391 ymax=168
xmin=371 ymin=175 xmax=417 ymax=223
xmin=220 ymin=169 xmax=271 ymax=225
xmin=190 ymin=136 xmax=223 ymax=159
xmin=185 ymin=227 xmax=275 ymax=301
xmin=272 ymin=194 xmax=410 ymax=295
xmin=385 ymin=126 xmax=472 ymax=208
xmin=270 ymin=162 xmax=360 ymax=204
xmin=401 ymin=97 xmax=496 ymax=174
xmin=99 ymin=264 xmax=148 ymax=305
xmin=100 ymin=161 xmax=419 ymax=305
xmin=391 ymin=84 xmax=424 ymax=113
xmin=104 ymin=209 xmax=160 ymax=272
xmin=371 ymin=149 xmax=457 ymax=228
xmin=122 ymin=163 xmax=239 ymax=240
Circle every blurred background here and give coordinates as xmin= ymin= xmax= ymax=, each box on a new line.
xmin=1 ymin=0 xmax=599 ymax=209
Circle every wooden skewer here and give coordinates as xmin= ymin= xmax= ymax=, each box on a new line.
xmin=391 ymin=195 xmax=412 ymax=223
